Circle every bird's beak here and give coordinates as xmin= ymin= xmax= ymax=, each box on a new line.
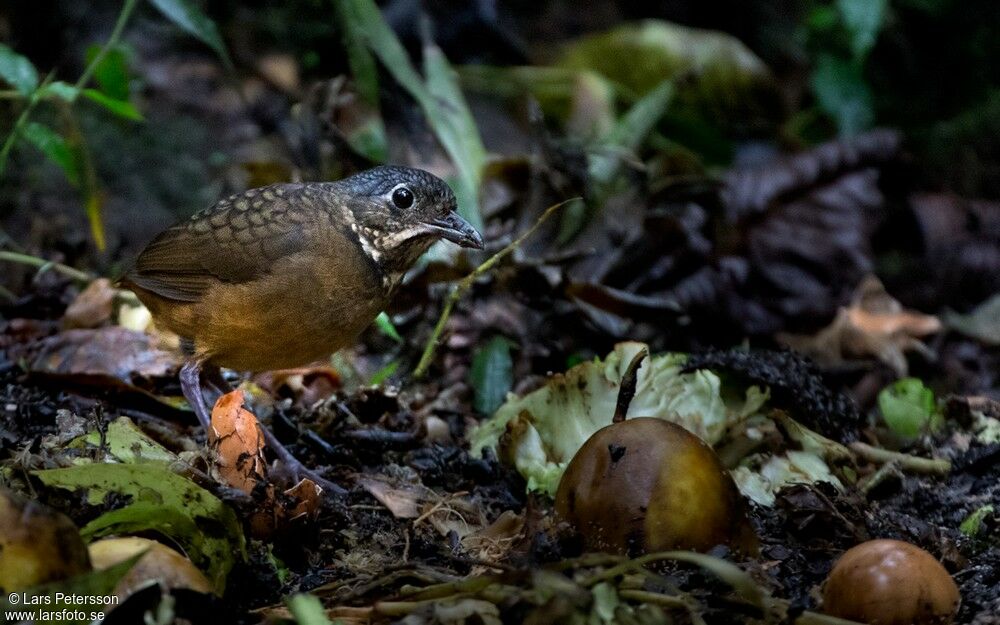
xmin=422 ymin=212 xmax=484 ymax=249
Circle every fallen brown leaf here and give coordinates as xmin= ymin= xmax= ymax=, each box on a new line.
xmin=62 ymin=278 xmax=116 ymax=329
xmin=209 ymin=389 xmax=267 ymax=493
xmin=779 ymin=276 xmax=941 ymax=375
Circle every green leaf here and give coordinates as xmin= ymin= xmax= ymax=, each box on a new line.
xmin=85 ymin=44 xmax=130 ymax=101
xmin=837 ymin=0 xmax=888 ymax=59
xmin=287 ymin=594 xmax=334 ymax=625
xmin=959 ymin=504 xmax=994 ymax=536
xmin=69 ymin=416 xmax=175 ymax=463
xmin=369 ymin=360 xmax=399 ymax=386
xmin=346 ymin=0 xmax=485 ymax=230
xmin=0 ymin=43 xmax=39 ymax=95
xmin=20 ymin=122 xmax=80 ymax=187
xmin=34 ymin=463 xmax=245 ymax=593
xmin=470 ymin=336 xmax=514 ymax=415
xmin=375 ymin=311 xmax=403 ymax=343
xmin=332 ymin=0 xmax=379 ymax=107
xmin=2 ymin=552 xmax=144 ymax=625
xmin=556 ymin=20 xmax=779 ymax=131
xmin=877 ymin=377 xmax=941 ymax=438
xmin=148 ymin=0 xmax=234 ymax=71
xmin=38 ymin=81 xmax=79 ymax=101
xmin=944 ymin=293 xmax=1000 ymax=346
xmin=81 ymin=88 xmax=143 ymax=120
xmin=589 ymin=79 xmax=674 ymax=186
xmin=811 ymin=53 xmax=873 ymax=135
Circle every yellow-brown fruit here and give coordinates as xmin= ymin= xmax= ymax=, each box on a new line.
xmin=0 ymin=488 xmax=91 ymax=591
xmin=554 ymin=418 xmax=752 ymax=554
xmin=822 ymin=539 xmax=960 ymax=625
xmin=88 ymin=537 xmax=213 ymax=598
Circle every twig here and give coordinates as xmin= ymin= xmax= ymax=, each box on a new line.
xmin=412 ymin=198 xmax=577 ymax=378
xmin=849 ymin=441 xmax=950 ymax=475
xmin=0 ymin=251 xmax=93 ymax=282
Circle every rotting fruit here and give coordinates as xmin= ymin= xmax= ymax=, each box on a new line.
xmin=555 ymin=417 xmax=753 ymax=555
xmin=822 ymin=539 xmax=960 ymax=625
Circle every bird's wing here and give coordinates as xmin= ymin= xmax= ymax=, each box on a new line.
xmin=125 ymin=184 xmax=316 ymax=302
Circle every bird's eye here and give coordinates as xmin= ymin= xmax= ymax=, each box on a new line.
xmin=391 ymin=187 xmax=414 ymax=209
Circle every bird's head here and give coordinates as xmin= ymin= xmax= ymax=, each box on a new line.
xmin=338 ymin=166 xmax=483 ymax=273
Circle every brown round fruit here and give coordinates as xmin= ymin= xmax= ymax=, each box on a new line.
xmin=554 ymin=417 xmax=752 ymax=555
xmin=822 ymin=539 xmax=960 ymax=625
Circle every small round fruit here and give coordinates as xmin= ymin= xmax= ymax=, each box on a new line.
xmin=555 ymin=418 xmax=751 ymax=554
xmin=822 ymin=539 xmax=960 ymax=625
xmin=88 ymin=537 xmax=213 ymax=597
xmin=0 ymin=488 xmax=91 ymax=591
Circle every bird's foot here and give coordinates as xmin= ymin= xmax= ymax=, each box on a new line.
xmin=259 ymin=426 xmax=346 ymax=496
xmin=180 ymin=360 xmax=346 ymax=496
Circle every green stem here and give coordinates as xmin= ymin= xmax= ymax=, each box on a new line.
xmin=72 ymin=0 xmax=139 ymax=96
xmin=0 ymin=251 xmax=93 ymax=282
xmin=849 ymin=442 xmax=951 ymax=474
xmin=412 ymin=198 xmax=576 ymax=378
xmin=0 ymin=72 xmax=54 ymax=178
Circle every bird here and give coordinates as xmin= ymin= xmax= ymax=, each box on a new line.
xmin=121 ymin=165 xmax=484 ymax=491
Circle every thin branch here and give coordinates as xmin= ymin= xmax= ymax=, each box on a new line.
xmin=0 ymin=251 xmax=93 ymax=283
xmin=412 ymin=198 xmax=576 ymax=378
xmin=849 ymin=441 xmax=951 ymax=475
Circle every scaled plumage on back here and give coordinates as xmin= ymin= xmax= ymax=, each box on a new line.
xmin=122 ymin=166 xmax=482 ymax=372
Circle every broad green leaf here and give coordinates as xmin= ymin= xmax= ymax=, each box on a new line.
xmin=148 ymin=0 xmax=234 ymax=71
xmin=85 ymin=44 xmax=130 ymax=101
xmin=2 ymin=552 xmax=144 ymax=625
xmin=470 ymin=336 xmax=514 ymax=415
xmin=287 ymin=594 xmax=334 ymax=625
xmin=0 ymin=43 xmax=38 ymax=95
xmin=69 ymin=416 xmax=175 ymax=463
xmin=837 ymin=0 xmax=888 ymax=59
xmin=375 ymin=311 xmax=403 ymax=343
xmin=959 ymin=504 xmax=994 ymax=536
xmin=20 ymin=122 xmax=80 ymax=187
xmin=811 ymin=53 xmax=873 ymax=135
xmin=81 ymin=88 xmax=143 ymax=120
xmin=877 ymin=377 xmax=941 ymax=438
xmin=34 ymin=463 xmax=245 ymax=593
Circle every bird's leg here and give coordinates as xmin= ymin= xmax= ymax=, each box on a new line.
xmin=180 ymin=359 xmax=212 ymax=430
xmin=180 ymin=359 xmax=345 ymax=495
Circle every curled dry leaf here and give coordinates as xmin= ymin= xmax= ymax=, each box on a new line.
xmin=88 ymin=536 xmax=213 ymax=599
xmin=62 ymin=278 xmax=116 ymax=329
xmin=254 ymin=364 xmax=341 ymax=407
xmin=209 ymin=389 xmax=267 ymax=493
xmin=779 ymin=276 xmax=942 ymax=376
xmin=356 ymin=474 xmax=427 ymax=519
